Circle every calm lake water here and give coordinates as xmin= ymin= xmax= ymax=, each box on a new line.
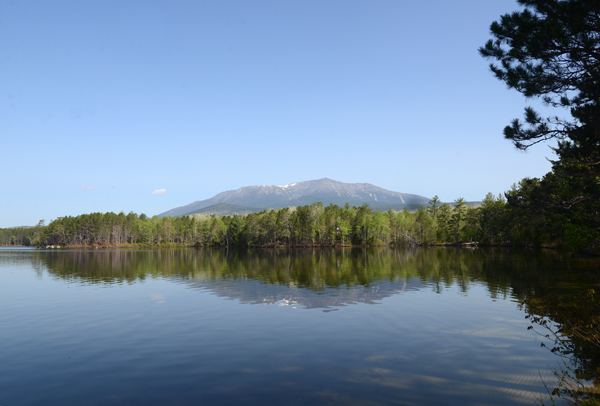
xmin=1 ymin=247 xmax=599 ymax=406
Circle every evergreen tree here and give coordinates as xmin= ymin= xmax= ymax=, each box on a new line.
xmin=479 ymin=0 xmax=600 ymax=156
xmin=428 ymin=195 xmax=441 ymax=217
xmin=480 ymin=0 xmax=600 ymax=253
xmin=450 ymin=198 xmax=467 ymax=243
xmin=479 ymin=193 xmax=507 ymax=244
xmin=436 ymin=203 xmax=453 ymax=243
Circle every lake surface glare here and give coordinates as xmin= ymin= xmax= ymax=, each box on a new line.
xmin=1 ymin=247 xmax=598 ymax=406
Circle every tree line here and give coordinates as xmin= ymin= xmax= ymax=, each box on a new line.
xmin=0 ymin=226 xmax=36 ymax=246
xmin=25 ymin=198 xmax=486 ymax=248
xmin=2 ymin=183 xmax=595 ymax=252
xmin=0 ymin=186 xmax=578 ymax=252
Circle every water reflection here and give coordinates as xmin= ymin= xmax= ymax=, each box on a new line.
xmin=2 ymin=247 xmax=600 ymax=405
xmin=9 ymin=247 xmax=599 ymax=309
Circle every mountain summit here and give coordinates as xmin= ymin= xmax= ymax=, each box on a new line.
xmin=158 ymin=178 xmax=430 ymax=217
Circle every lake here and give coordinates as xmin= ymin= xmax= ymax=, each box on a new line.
xmin=1 ymin=247 xmax=599 ymax=406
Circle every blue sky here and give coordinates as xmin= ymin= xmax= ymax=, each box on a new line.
xmin=1 ymin=0 xmax=559 ymax=227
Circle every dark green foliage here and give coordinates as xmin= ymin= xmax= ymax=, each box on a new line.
xmin=478 ymin=193 xmax=508 ymax=245
xmin=480 ymin=0 xmax=600 ymax=254
xmin=479 ymin=0 xmax=600 ymax=154
xmin=0 ymin=226 xmax=35 ymax=246
xmin=502 ymin=172 xmax=599 ymax=253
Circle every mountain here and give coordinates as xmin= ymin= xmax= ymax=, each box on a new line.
xmin=158 ymin=178 xmax=430 ymax=217
xmin=186 ymin=203 xmax=263 ymax=216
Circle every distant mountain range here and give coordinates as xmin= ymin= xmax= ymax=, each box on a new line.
xmin=158 ymin=178 xmax=430 ymax=217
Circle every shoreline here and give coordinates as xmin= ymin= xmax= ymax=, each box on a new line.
xmin=1 ymin=242 xmax=562 ymax=250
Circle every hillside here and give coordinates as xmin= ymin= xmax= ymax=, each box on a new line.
xmin=159 ymin=178 xmax=430 ymax=217
xmin=186 ymin=203 xmax=263 ymax=216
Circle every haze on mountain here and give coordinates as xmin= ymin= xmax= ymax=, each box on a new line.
xmin=159 ymin=178 xmax=430 ymax=217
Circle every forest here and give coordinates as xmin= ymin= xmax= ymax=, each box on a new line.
xmin=1 ymin=180 xmax=593 ymax=254
xmin=0 ymin=226 xmax=35 ymax=246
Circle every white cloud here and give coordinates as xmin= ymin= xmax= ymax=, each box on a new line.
xmin=151 ymin=188 xmax=167 ymax=195
xmin=81 ymin=183 xmax=97 ymax=191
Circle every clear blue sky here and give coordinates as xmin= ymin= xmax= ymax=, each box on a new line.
xmin=1 ymin=0 xmax=558 ymax=228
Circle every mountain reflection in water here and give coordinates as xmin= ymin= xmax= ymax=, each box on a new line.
xmin=22 ymin=247 xmax=600 ymax=308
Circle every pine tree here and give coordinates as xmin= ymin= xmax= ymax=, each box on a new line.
xmin=480 ymin=0 xmax=600 ymax=252
xmin=479 ymin=0 xmax=600 ymax=156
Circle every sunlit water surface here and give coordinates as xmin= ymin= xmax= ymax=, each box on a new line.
xmin=1 ymin=247 xmax=599 ymax=406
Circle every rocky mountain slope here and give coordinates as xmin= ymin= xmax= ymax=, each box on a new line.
xmin=159 ymin=178 xmax=430 ymax=217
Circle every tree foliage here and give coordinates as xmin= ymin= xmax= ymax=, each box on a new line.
xmin=0 ymin=226 xmax=35 ymax=246
xmin=480 ymin=0 xmax=600 ymax=254
xmin=3 ymin=188 xmax=591 ymax=252
xmin=31 ymin=201 xmax=495 ymax=248
xmin=479 ymin=0 xmax=600 ymax=154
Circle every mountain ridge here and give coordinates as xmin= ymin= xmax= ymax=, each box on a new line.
xmin=159 ymin=178 xmax=430 ymax=217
